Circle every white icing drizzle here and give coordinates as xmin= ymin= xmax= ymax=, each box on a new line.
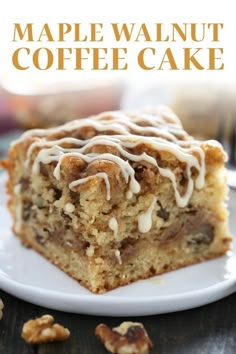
xmin=114 ymin=249 xmax=122 ymax=265
xmin=108 ymin=217 xmax=119 ymax=238
xmin=64 ymin=202 xmax=75 ymax=213
xmin=15 ymin=202 xmax=22 ymax=232
xmin=86 ymin=245 xmax=95 ymax=257
xmin=138 ymin=197 xmax=156 ymax=233
xmin=15 ymin=109 xmax=207 ymax=207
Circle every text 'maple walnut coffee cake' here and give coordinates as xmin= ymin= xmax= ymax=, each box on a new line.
xmin=1 ymin=106 xmax=231 ymax=293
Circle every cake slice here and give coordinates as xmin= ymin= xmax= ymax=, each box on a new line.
xmin=1 ymin=106 xmax=231 ymax=293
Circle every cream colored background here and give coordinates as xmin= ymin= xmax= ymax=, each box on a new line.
xmin=0 ymin=0 xmax=234 ymax=93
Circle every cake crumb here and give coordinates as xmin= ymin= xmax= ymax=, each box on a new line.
xmin=14 ymin=184 xmax=21 ymax=195
xmin=86 ymin=245 xmax=95 ymax=257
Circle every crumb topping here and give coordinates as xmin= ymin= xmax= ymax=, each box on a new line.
xmin=21 ymin=314 xmax=70 ymax=344
xmin=13 ymin=107 xmax=210 ymax=208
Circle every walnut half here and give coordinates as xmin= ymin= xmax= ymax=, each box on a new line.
xmin=95 ymin=321 xmax=153 ymax=354
xmin=0 ymin=299 xmax=4 ymax=320
xmin=21 ymin=314 xmax=70 ymax=344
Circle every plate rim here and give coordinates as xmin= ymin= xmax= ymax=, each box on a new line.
xmin=0 ymin=268 xmax=235 ymax=316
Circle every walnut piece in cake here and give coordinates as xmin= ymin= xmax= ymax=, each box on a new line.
xmin=21 ymin=314 xmax=70 ymax=344
xmin=95 ymin=322 xmax=153 ymax=354
xmin=2 ymin=106 xmax=231 ymax=293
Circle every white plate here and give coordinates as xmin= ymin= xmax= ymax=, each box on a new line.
xmin=0 ymin=172 xmax=236 ymax=316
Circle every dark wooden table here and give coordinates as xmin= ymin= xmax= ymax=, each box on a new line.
xmin=0 ymin=129 xmax=236 ymax=354
xmin=0 ymin=289 xmax=236 ymax=354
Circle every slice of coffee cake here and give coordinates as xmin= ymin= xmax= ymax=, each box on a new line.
xmin=1 ymin=106 xmax=231 ymax=293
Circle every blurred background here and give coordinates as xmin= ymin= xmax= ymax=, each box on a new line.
xmin=0 ymin=77 xmax=235 ymax=177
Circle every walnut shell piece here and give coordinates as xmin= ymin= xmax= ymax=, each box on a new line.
xmin=95 ymin=321 xmax=153 ymax=354
xmin=21 ymin=314 xmax=70 ymax=344
xmin=0 ymin=299 xmax=4 ymax=320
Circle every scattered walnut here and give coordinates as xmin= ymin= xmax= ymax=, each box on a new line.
xmin=156 ymin=201 xmax=169 ymax=221
xmin=0 ymin=299 xmax=4 ymax=320
xmin=95 ymin=321 xmax=153 ymax=354
xmin=21 ymin=314 xmax=70 ymax=344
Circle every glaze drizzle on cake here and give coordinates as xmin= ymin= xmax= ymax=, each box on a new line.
xmin=13 ymin=107 xmax=209 ymax=208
